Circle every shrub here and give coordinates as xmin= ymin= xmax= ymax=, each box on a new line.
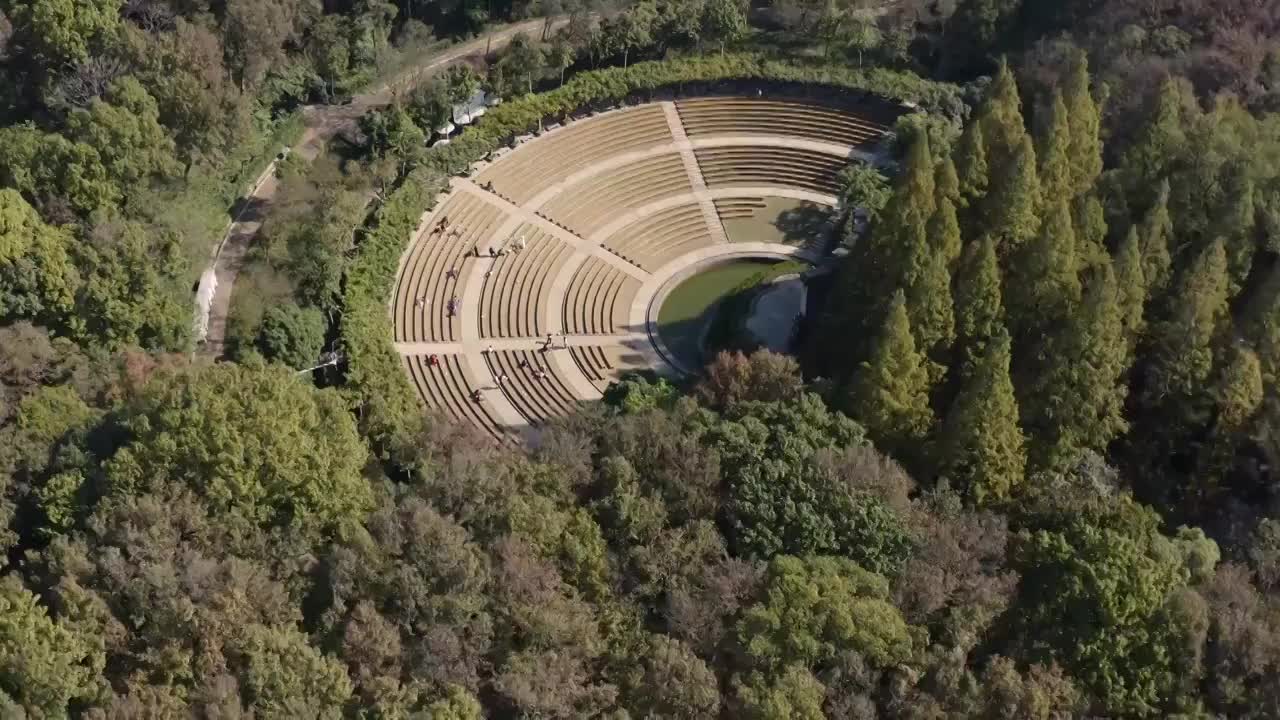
xmin=258 ymin=302 xmax=325 ymax=369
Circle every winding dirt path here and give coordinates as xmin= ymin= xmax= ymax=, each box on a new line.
xmin=197 ymin=17 xmax=563 ymax=357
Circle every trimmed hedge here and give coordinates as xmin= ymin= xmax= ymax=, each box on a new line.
xmin=421 ymin=53 xmax=961 ymax=175
xmin=340 ymin=54 xmax=959 ymax=458
xmin=341 ymin=167 xmax=446 ymax=460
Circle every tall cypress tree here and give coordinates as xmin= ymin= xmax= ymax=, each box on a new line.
xmin=978 ymin=59 xmax=1028 ymax=173
xmin=1120 ymin=77 xmax=1187 ymax=210
xmin=810 ymin=136 xmax=937 ymax=379
xmin=936 ymin=154 xmax=961 ymax=206
xmin=1211 ymin=347 xmax=1264 ymax=439
xmin=1139 ymin=180 xmax=1175 ymax=296
xmin=1022 ymin=263 xmax=1131 ymax=472
xmin=954 ymin=119 xmax=988 ymax=209
xmin=886 ymin=133 xmax=937 ymax=285
xmin=906 ymin=249 xmax=956 ymax=384
xmin=981 ymin=134 xmax=1041 ymax=256
xmin=1246 ymin=265 xmax=1280 ymax=388
xmin=1006 ymin=197 xmax=1081 ymax=343
xmin=1113 ymin=226 xmax=1148 ymax=347
xmin=1131 ymin=239 xmax=1231 ymax=507
xmin=1072 ymin=194 xmax=1109 ymax=269
xmin=1035 ymin=89 xmax=1072 ymax=205
xmin=847 ymin=290 xmax=935 ymax=463
xmin=937 ymin=329 xmax=1026 ymax=505
xmin=1192 ymin=346 xmax=1264 ymax=508
xmin=1219 ymin=175 xmax=1257 ymax=296
xmin=928 ymin=195 xmax=963 ymax=269
xmin=1062 ymin=49 xmax=1103 ymax=198
xmin=953 ymin=235 xmax=1005 ymax=377
xmin=1142 ymin=238 xmax=1230 ymax=407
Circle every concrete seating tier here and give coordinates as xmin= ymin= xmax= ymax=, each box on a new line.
xmin=476 ymin=105 xmax=673 ymax=205
xmin=484 ymin=350 xmax=579 ymax=425
xmin=479 ymin=226 xmax=575 ymax=339
xmin=563 ymin=257 xmax=641 ymax=335
xmin=602 ymin=203 xmax=715 ymax=272
xmin=403 ymin=354 xmax=507 ymax=440
xmin=714 ymin=197 xmax=768 ymax=220
xmin=695 ymin=146 xmax=845 ymax=196
xmin=570 ymin=346 xmax=618 ymax=391
xmin=395 ymin=192 xmax=507 ymax=343
xmin=676 ymin=98 xmax=890 ymax=147
xmin=537 ymin=152 xmax=691 ymax=235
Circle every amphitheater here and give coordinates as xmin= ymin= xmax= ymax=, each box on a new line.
xmin=392 ymin=94 xmax=904 ymax=440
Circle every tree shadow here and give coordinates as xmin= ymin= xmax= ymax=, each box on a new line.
xmin=773 ymin=201 xmax=835 ymax=248
xmin=228 ymin=195 xmax=273 ymax=225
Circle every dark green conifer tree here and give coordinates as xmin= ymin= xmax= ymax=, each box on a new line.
xmin=1142 ymin=238 xmax=1230 ymax=407
xmin=1219 ymin=176 xmax=1257 ymax=296
xmin=937 ymin=329 xmax=1026 ymax=505
xmin=953 ymin=235 xmax=1005 ymax=377
xmin=1072 ymin=194 xmax=1109 ymax=269
xmin=1121 ymin=78 xmax=1187 ymax=210
xmin=1113 ymin=226 xmax=1148 ymax=348
xmin=906 ymin=249 xmax=955 ymax=384
xmin=1035 ymin=90 xmax=1072 ymax=205
xmin=978 ymin=60 xmax=1027 ymax=173
xmin=1062 ymin=49 xmax=1103 ymax=197
xmin=886 ymin=133 xmax=937 ymax=285
xmin=1139 ymin=180 xmax=1175 ymax=296
xmin=954 ymin=119 xmax=988 ymax=209
xmin=847 ymin=290 xmax=934 ymax=463
xmin=1246 ymin=266 xmax=1280 ymax=388
xmin=935 ymin=154 xmax=961 ymax=206
xmin=812 ymin=135 xmax=939 ymax=378
xmin=1022 ymin=263 xmax=1131 ymax=472
xmin=981 ymin=135 xmax=1040 ymax=256
xmin=928 ymin=196 xmax=963 ymax=269
xmin=1006 ymin=198 xmax=1081 ymax=344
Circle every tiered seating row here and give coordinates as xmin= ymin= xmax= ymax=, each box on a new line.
xmin=479 ymin=226 xmax=575 ymax=339
xmin=476 ymin=105 xmax=673 ymax=205
xmin=403 ymin=354 xmax=507 ymax=440
xmin=570 ymin=346 xmax=617 ymax=390
xmin=562 ymin=257 xmax=640 ymax=335
xmin=602 ymin=203 xmax=715 ymax=272
xmin=394 ymin=193 xmax=507 ymax=343
xmin=538 ymin=153 xmax=691 ymax=235
xmin=715 ymin=197 xmax=768 ymax=220
xmin=484 ymin=350 xmax=579 ymax=426
xmin=695 ymin=146 xmax=845 ymax=196
xmin=676 ymin=98 xmax=892 ymax=147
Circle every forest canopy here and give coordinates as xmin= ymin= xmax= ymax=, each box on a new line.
xmin=0 ymin=0 xmax=1279 ymax=717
